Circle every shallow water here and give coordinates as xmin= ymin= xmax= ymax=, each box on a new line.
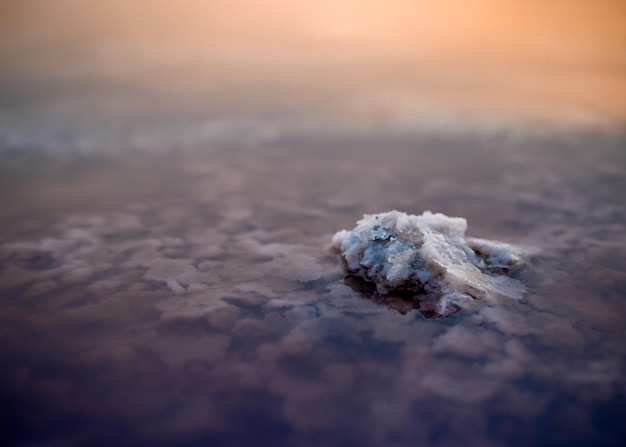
xmin=2 ymin=2 xmax=626 ymax=445
xmin=1 ymin=122 xmax=625 ymax=446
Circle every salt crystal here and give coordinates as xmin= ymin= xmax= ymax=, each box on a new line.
xmin=331 ymin=210 xmax=525 ymax=317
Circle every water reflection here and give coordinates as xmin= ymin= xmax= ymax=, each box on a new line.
xmin=1 ymin=1 xmax=625 ymax=446
xmin=1 ymin=137 xmax=625 ymax=446
xmin=343 ymin=275 xmax=423 ymax=316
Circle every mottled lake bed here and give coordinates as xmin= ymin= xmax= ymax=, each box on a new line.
xmin=1 ymin=128 xmax=625 ymax=446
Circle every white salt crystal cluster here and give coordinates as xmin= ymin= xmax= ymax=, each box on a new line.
xmin=331 ymin=211 xmax=525 ymax=317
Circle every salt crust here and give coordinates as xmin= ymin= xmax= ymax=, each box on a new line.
xmin=331 ymin=210 xmax=525 ymax=317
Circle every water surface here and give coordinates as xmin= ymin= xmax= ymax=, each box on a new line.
xmin=1 ymin=130 xmax=625 ymax=446
xmin=1 ymin=1 xmax=626 ymax=446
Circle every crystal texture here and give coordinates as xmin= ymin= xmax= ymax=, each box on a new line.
xmin=331 ymin=211 xmax=525 ymax=317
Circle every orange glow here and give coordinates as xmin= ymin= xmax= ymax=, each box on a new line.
xmin=1 ymin=0 xmax=625 ymax=129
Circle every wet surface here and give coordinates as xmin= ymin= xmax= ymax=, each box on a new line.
xmin=1 ymin=129 xmax=625 ymax=446
xmin=1 ymin=2 xmax=626 ymax=445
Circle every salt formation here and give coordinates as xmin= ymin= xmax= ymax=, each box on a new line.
xmin=331 ymin=211 xmax=525 ymax=317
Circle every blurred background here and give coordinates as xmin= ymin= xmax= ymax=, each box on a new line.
xmin=1 ymin=0 xmax=625 ymax=150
